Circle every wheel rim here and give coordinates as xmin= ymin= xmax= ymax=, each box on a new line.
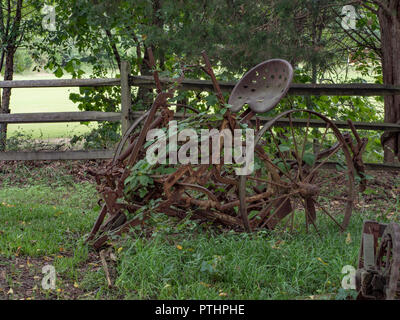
xmin=237 ymin=109 xmax=355 ymax=233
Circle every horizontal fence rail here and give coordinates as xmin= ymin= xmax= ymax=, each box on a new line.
xmin=1 ymin=76 xmax=400 ymax=96
xmin=0 ymin=60 xmax=399 ymax=170
xmin=0 ymin=111 xmax=121 ymax=123
xmin=141 ymin=112 xmax=400 ymax=132
xmin=0 ymin=150 xmax=114 ymax=161
xmin=1 ymin=110 xmax=399 ymax=130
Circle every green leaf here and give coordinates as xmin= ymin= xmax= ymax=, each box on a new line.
xmin=303 ymin=153 xmax=315 ymax=166
xmin=65 ymin=61 xmax=75 ymax=73
xmin=248 ymin=210 xmax=259 ymax=220
xmin=54 ymin=67 xmax=64 ymax=78
xmin=139 ymin=188 xmax=148 ymax=198
xmin=205 ymin=94 xmax=218 ymax=107
xmin=279 ymin=145 xmax=291 ymax=152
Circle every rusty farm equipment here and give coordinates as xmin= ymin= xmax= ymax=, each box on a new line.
xmin=87 ymin=50 xmax=367 ymax=250
xmin=356 ymin=220 xmax=400 ymax=299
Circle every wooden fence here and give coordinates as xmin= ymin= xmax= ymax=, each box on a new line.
xmin=1 ymin=61 xmax=400 ymax=170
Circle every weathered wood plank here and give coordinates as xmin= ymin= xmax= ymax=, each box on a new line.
xmin=1 ymin=109 xmax=396 ymax=132
xmin=1 ymin=76 xmax=400 ymax=96
xmin=0 ymin=150 xmax=399 ymax=170
xmin=258 ymin=117 xmax=400 ymax=132
xmin=288 ymin=83 xmax=400 ymax=96
xmin=0 ymin=150 xmax=115 ymax=161
xmin=130 ymin=111 xmax=400 ymax=132
xmin=0 ymin=78 xmax=121 ymax=88
xmin=130 ymin=76 xmax=400 ymax=96
xmin=0 ymin=111 xmax=121 ymax=123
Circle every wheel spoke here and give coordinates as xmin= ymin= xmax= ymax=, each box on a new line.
xmin=288 ymin=113 xmax=303 ymax=180
xmin=312 ymin=199 xmax=345 ymax=231
xmin=300 ymin=113 xmax=312 ymax=163
xmin=319 ymin=123 xmax=331 ymax=154
xmin=304 ymin=146 xmax=341 ymax=183
xmin=256 ymin=147 xmax=296 ymax=183
xmin=316 ymin=172 xmax=345 ymax=187
xmin=260 ymin=192 xmax=297 ymax=228
xmin=268 ymin=128 xmax=293 ymax=178
xmin=247 ymin=176 xmax=289 ymax=188
xmin=301 ymin=198 xmax=321 ymax=237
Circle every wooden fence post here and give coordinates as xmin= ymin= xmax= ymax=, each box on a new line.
xmin=121 ymin=61 xmax=132 ymax=136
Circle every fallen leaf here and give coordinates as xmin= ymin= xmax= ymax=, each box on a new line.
xmin=200 ymin=282 xmax=211 ymax=288
xmin=271 ymin=240 xmax=285 ymax=249
xmin=317 ymin=257 xmax=328 ymax=265
xmin=109 ymin=252 xmax=117 ymax=261
xmin=176 ymin=245 xmax=183 ymax=250
xmin=346 ymin=233 xmax=352 ymax=245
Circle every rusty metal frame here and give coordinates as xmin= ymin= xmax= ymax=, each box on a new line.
xmin=86 ymin=49 xmax=367 ymax=250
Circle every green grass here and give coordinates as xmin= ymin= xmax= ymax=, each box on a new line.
xmin=0 ymin=165 xmax=399 ymax=300
xmin=0 ymin=181 xmax=98 ymax=257
xmin=0 ymin=183 xmax=370 ymax=299
xmin=0 ymin=184 xmax=365 ymax=299
xmin=113 ymin=228 xmax=360 ymax=300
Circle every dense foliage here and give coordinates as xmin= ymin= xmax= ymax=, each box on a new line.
xmin=0 ymin=1 xmax=395 ymax=157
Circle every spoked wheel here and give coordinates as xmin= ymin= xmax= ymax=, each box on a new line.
xmin=237 ymin=109 xmax=355 ymax=233
xmin=376 ymin=223 xmax=400 ymax=300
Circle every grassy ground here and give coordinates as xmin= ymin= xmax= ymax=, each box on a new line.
xmin=0 ymin=162 xmax=399 ymax=300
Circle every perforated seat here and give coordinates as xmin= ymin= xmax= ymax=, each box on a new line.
xmin=228 ymin=59 xmax=294 ymax=114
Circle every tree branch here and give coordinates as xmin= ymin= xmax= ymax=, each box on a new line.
xmin=105 ymin=29 xmax=121 ymax=72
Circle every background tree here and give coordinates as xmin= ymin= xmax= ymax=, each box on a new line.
xmin=0 ymin=0 xmax=42 ymax=150
xmin=2 ymin=0 xmax=399 ymax=162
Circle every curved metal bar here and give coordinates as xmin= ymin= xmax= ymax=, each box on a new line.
xmin=113 ymin=111 xmax=150 ymax=164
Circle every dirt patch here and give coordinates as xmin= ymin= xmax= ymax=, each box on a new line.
xmin=0 ymin=251 xmax=102 ymax=300
xmin=0 ymin=159 xmax=110 ymax=185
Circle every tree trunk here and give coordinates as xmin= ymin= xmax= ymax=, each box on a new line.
xmin=378 ymin=1 xmax=400 ymax=163
xmin=0 ymin=0 xmax=23 ymax=151
xmin=0 ymin=48 xmax=16 ymax=150
xmin=134 ymin=0 xmax=164 ymax=110
xmin=134 ymin=46 xmax=154 ymax=110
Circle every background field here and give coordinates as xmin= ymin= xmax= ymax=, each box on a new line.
xmin=5 ymin=72 xmax=95 ymax=139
